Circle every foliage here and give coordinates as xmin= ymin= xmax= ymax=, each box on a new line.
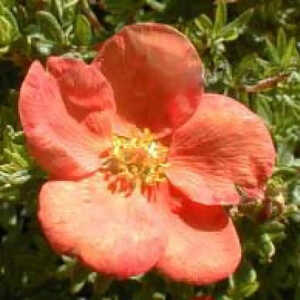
xmin=1 ymin=0 xmax=300 ymax=299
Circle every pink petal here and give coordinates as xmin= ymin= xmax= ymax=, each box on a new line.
xmin=155 ymin=182 xmax=241 ymax=285
xmin=88 ymin=110 xmax=139 ymax=138
xmin=38 ymin=173 xmax=166 ymax=278
xmin=168 ymin=94 xmax=275 ymax=205
xmin=83 ymin=110 xmax=112 ymax=139
xmin=19 ymin=61 xmax=107 ymax=179
xmin=47 ymin=56 xmax=134 ymax=137
xmin=166 ymin=164 xmax=215 ymax=205
xmin=47 ymin=56 xmax=116 ymax=113
xmin=93 ymin=23 xmax=204 ymax=135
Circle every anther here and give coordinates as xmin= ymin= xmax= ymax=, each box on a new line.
xmin=102 ymin=128 xmax=169 ymax=193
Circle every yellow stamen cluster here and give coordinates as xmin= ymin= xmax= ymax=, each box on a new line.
xmin=103 ymin=129 xmax=169 ymax=189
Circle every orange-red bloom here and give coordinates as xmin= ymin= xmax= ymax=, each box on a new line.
xmin=19 ymin=23 xmax=275 ymax=284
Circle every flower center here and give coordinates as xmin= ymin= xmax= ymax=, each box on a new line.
xmin=103 ymin=129 xmax=169 ymax=191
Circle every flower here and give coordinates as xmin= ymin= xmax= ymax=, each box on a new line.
xmin=19 ymin=23 xmax=275 ymax=285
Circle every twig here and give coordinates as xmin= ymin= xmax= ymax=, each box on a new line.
xmin=244 ymin=73 xmax=290 ymax=93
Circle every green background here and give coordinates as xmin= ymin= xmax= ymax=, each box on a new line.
xmin=1 ymin=0 xmax=300 ymax=299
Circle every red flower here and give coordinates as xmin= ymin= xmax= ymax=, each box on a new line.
xmin=19 ymin=23 xmax=275 ymax=284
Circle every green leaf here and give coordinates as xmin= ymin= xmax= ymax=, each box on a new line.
xmin=102 ymin=0 xmax=145 ymax=15
xmin=0 ymin=0 xmax=16 ymax=8
xmin=34 ymin=39 xmax=55 ymax=56
xmin=277 ymin=141 xmax=295 ymax=166
xmin=0 ymin=16 xmax=12 ymax=45
xmin=152 ymin=293 xmax=166 ymax=300
xmin=255 ymin=95 xmax=273 ymax=125
xmin=0 ymin=45 xmax=9 ymax=56
xmin=194 ymin=14 xmax=213 ymax=33
xmin=75 ymin=14 xmax=92 ymax=45
xmin=36 ymin=10 xmax=65 ymax=44
xmin=70 ymin=265 xmax=90 ymax=294
xmin=265 ymin=38 xmax=280 ymax=64
xmin=213 ymin=0 xmax=227 ymax=37
xmin=292 ymin=185 xmax=300 ymax=205
xmin=228 ymin=262 xmax=260 ymax=298
xmin=93 ymin=274 xmax=113 ymax=295
xmin=281 ymin=37 xmax=296 ymax=67
xmin=259 ymin=233 xmax=276 ymax=261
xmin=52 ymin=0 xmax=64 ymax=22
xmin=277 ymin=28 xmax=287 ymax=58
xmin=0 ymin=2 xmax=20 ymax=43
xmin=259 ymin=221 xmax=285 ymax=233
xmin=221 ymin=27 xmax=238 ymax=42
xmin=221 ymin=9 xmax=254 ymax=40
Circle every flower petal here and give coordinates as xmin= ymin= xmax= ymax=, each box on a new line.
xmin=38 ymin=172 xmax=166 ymax=278
xmin=19 ymin=61 xmax=106 ymax=179
xmin=83 ymin=110 xmax=112 ymax=138
xmin=168 ymin=94 xmax=275 ymax=205
xmin=155 ymin=183 xmax=241 ymax=285
xmin=83 ymin=110 xmax=139 ymax=138
xmin=93 ymin=23 xmax=204 ymax=135
xmin=46 ymin=57 xmax=132 ymax=138
xmin=166 ymin=164 xmax=215 ymax=205
xmin=47 ymin=56 xmax=116 ymax=113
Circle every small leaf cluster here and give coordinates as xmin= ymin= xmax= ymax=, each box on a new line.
xmin=1 ymin=0 xmax=300 ymax=299
xmin=0 ymin=0 xmax=105 ymax=62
